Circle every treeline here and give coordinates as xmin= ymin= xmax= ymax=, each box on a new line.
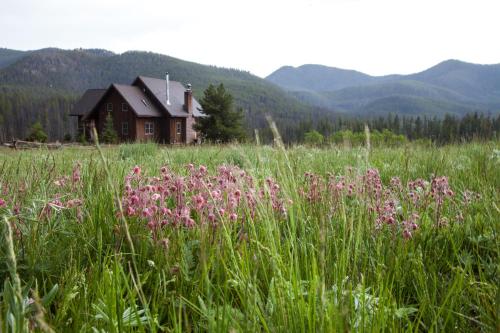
xmin=0 ymin=86 xmax=77 ymax=142
xmin=1 ymin=84 xmax=499 ymax=146
xmin=264 ymin=112 xmax=500 ymax=145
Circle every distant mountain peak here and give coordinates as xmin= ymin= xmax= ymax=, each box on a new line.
xmin=266 ymin=63 xmax=375 ymax=92
xmin=265 ymin=59 xmax=500 ymax=117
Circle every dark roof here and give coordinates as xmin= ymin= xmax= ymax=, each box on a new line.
xmin=113 ymin=84 xmax=162 ymax=117
xmin=70 ymin=89 xmax=106 ymax=116
xmin=137 ymin=76 xmax=205 ymax=118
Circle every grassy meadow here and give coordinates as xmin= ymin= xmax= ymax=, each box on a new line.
xmin=0 ymin=142 xmax=499 ymax=332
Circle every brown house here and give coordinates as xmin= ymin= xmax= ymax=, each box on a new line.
xmin=70 ymin=74 xmax=205 ymax=144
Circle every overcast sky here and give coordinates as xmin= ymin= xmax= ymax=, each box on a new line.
xmin=1 ymin=0 xmax=499 ymax=77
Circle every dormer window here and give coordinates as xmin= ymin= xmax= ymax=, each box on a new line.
xmin=122 ymin=103 xmax=128 ymax=112
xmin=106 ymin=103 xmax=113 ymax=112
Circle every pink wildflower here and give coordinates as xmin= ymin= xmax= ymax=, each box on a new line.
xmin=208 ymin=213 xmax=216 ymax=222
xmin=403 ymin=229 xmax=412 ymax=239
xmin=160 ymin=238 xmax=169 ymax=249
xmin=72 ymin=162 xmax=81 ymax=183
xmin=66 ymin=199 xmax=83 ymax=208
xmin=127 ymin=206 xmax=136 ymax=216
xmin=142 ymin=207 xmax=153 ymax=217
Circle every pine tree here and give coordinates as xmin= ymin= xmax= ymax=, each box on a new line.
xmin=102 ymin=112 xmax=118 ymax=144
xmin=26 ymin=122 xmax=48 ymax=142
xmin=194 ymin=84 xmax=246 ymax=143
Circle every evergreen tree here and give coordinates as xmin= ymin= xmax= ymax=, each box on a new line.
xmin=194 ymin=84 xmax=246 ymax=143
xmin=26 ymin=121 xmax=48 ymax=142
xmin=102 ymin=112 xmax=118 ymax=143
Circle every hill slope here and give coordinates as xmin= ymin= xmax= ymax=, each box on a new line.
xmin=266 ymin=61 xmax=500 ymax=116
xmin=266 ymin=64 xmax=383 ymax=91
xmin=0 ymin=48 xmax=28 ymax=69
xmin=0 ymin=48 xmax=323 ymax=142
xmin=0 ymin=48 xmax=310 ymax=114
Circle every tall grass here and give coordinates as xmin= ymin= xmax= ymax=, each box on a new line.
xmin=0 ymin=142 xmax=498 ymax=332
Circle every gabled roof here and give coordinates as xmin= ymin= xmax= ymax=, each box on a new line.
xmin=113 ymin=84 xmax=162 ymax=117
xmin=82 ymin=84 xmax=162 ymax=120
xmin=70 ymin=89 xmax=106 ymax=116
xmin=136 ymin=76 xmax=205 ymax=118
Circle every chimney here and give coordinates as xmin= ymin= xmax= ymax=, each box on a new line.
xmin=184 ymin=83 xmax=192 ymax=113
xmin=165 ymin=72 xmax=171 ymax=105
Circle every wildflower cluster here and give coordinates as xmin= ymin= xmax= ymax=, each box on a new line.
xmin=301 ymin=168 xmax=472 ymax=240
xmin=121 ymin=164 xmax=289 ymax=235
xmin=40 ymin=162 xmax=84 ymax=222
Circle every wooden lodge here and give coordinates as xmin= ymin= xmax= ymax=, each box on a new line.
xmin=70 ymin=74 xmax=205 ymax=144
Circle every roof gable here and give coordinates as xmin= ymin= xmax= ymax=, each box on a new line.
xmin=82 ymin=84 xmax=161 ymax=120
xmin=70 ymin=89 xmax=106 ymax=116
xmin=113 ymin=84 xmax=162 ymax=117
xmin=134 ymin=76 xmax=205 ymax=118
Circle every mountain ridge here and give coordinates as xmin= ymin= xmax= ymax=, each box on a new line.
xmin=266 ymin=59 xmax=500 ymax=116
xmin=0 ymin=47 xmax=315 ymax=116
xmin=0 ymin=47 xmax=328 ymax=143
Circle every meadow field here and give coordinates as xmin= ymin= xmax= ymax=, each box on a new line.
xmin=0 ymin=142 xmax=498 ymax=332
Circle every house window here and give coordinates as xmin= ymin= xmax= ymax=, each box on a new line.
xmin=176 ymin=121 xmax=182 ymax=135
xmin=122 ymin=122 xmax=129 ymax=136
xmin=106 ymin=103 xmax=113 ymax=112
xmin=145 ymin=122 xmax=154 ymax=135
xmin=122 ymin=103 xmax=128 ymax=112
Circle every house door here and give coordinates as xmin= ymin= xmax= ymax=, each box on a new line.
xmin=175 ymin=120 xmax=182 ymax=143
xmin=170 ymin=119 xmax=183 ymax=143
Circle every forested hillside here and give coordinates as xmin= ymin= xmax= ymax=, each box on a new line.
xmin=0 ymin=48 xmax=319 ymax=142
xmin=0 ymin=85 xmax=76 ymax=142
xmin=0 ymin=48 xmax=27 ymax=68
xmin=267 ymin=60 xmax=500 ymax=116
xmin=1 ymin=48 xmax=499 ymax=143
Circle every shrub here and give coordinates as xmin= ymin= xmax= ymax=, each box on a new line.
xmin=25 ymin=122 xmax=48 ymax=142
xmin=304 ymin=130 xmax=324 ymax=146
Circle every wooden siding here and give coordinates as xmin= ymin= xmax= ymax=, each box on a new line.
xmin=83 ymin=81 xmax=201 ymax=144
xmin=135 ymin=118 xmax=163 ymax=142
xmin=94 ymin=88 xmax=138 ymax=141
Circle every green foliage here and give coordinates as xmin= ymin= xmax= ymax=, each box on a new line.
xmin=25 ymin=121 xmax=48 ymax=142
xmin=0 ymin=143 xmax=498 ymax=331
xmin=77 ymin=132 xmax=87 ymax=144
xmin=195 ymin=83 xmax=246 ymax=143
xmin=304 ymin=130 xmax=324 ymax=146
xmin=0 ymin=48 xmax=313 ymax=141
xmin=101 ymin=113 xmax=118 ymax=144
xmin=329 ymin=129 xmax=407 ymax=147
xmin=118 ymin=142 xmax=158 ymax=160
xmin=1 ymin=48 xmax=500 ymax=144
xmin=0 ymin=85 xmax=76 ymax=142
